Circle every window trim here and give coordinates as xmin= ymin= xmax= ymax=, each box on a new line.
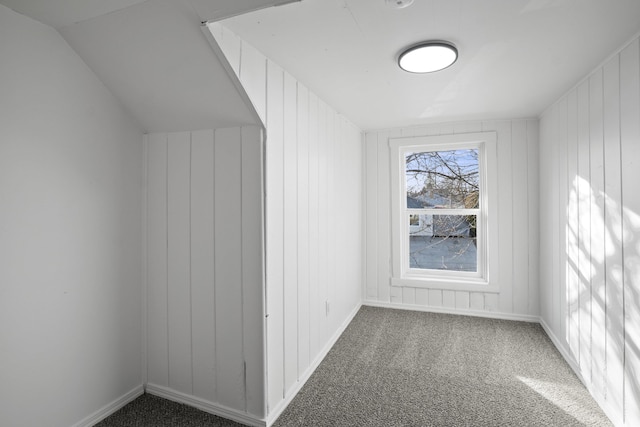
xmin=389 ymin=132 xmax=499 ymax=293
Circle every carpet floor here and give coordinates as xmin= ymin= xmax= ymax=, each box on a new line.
xmin=97 ymin=306 xmax=612 ymax=427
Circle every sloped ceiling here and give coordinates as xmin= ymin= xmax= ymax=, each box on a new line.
xmin=0 ymin=0 xmax=299 ymax=132
xmin=222 ymin=0 xmax=640 ymax=130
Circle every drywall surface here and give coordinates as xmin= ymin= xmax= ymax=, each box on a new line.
xmin=0 ymin=5 xmax=143 ymax=426
xmin=539 ymin=35 xmax=640 ymax=427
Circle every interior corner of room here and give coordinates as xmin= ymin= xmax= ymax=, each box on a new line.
xmin=1 ymin=0 xmax=639 ymax=426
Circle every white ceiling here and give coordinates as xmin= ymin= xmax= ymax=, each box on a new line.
xmin=4 ymin=0 xmax=640 ymax=132
xmin=222 ymin=0 xmax=640 ymax=130
xmin=0 ymin=0 xmax=149 ymax=29
xmin=0 ymin=0 xmax=299 ymax=132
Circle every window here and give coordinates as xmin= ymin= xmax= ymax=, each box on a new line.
xmin=390 ymin=132 xmax=498 ymax=291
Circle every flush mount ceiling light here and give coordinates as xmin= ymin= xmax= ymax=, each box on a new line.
xmin=398 ymin=42 xmax=458 ymax=73
xmin=385 ymin=0 xmax=414 ymax=9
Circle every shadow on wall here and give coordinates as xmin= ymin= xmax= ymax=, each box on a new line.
xmin=565 ymin=174 xmax=639 ymax=421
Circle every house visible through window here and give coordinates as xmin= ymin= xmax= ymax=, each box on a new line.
xmin=406 ymin=148 xmax=479 ymax=272
xmin=390 ymin=132 xmax=497 ymax=291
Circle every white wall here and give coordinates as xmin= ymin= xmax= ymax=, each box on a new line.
xmin=145 ymin=127 xmax=265 ymax=423
xmin=539 ymin=36 xmax=640 ymax=427
xmin=210 ymin=24 xmax=363 ymax=421
xmin=364 ymin=120 xmax=539 ymax=320
xmin=0 ymin=5 xmax=143 ymax=427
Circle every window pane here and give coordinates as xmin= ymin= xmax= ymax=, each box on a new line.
xmin=409 ymin=214 xmax=477 ymax=272
xmin=405 ymin=149 xmax=479 ymax=209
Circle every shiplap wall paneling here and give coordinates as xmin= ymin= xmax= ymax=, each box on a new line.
xmin=265 ymin=59 xmax=285 ymax=410
xmin=527 ymin=120 xmax=540 ymax=317
xmin=512 ymin=120 xmax=531 ymax=315
xmin=214 ymin=127 xmax=245 ymax=410
xmin=556 ymin=98 xmax=568 ymax=346
xmin=577 ymin=79 xmax=593 ymax=385
xmin=539 ymin=35 xmax=640 ymax=427
xmin=317 ymin=100 xmax=329 ymax=343
xmin=296 ymin=84 xmax=311 ymax=378
xmin=167 ymin=132 xmax=193 ymax=395
xmin=307 ymin=92 xmax=321 ymax=363
xmin=212 ymin=24 xmax=363 ymax=418
xmin=363 ymin=119 xmax=538 ymax=319
xmin=494 ymin=120 xmax=514 ymax=314
xmin=589 ymin=68 xmax=607 ymax=401
xmin=241 ymin=125 xmax=266 ymax=417
xmin=602 ymin=52 xmax=624 ymax=421
xmin=146 ymin=127 xmax=265 ymax=419
xmin=620 ymin=38 xmax=640 ymax=425
xmin=239 ymin=40 xmax=267 ymax=124
xmin=147 ymin=133 xmax=169 ymax=387
xmin=364 ymin=131 xmax=378 ymax=301
xmin=565 ymin=88 xmax=580 ymax=361
xmin=283 ymin=71 xmax=298 ymax=395
xmin=190 ymin=129 xmax=216 ymax=402
xmin=539 ymin=113 xmax=552 ymax=326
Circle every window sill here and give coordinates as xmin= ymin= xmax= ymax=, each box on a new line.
xmin=390 ymin=276 xmax=499 ymax=293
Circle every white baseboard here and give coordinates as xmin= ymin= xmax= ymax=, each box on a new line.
xmin=538 ymin=319 xmax=624 ymax=427
xmin=145 ymin=383 xmax=266 ymax=427
xmin=362 ymin=300 xmax=540 ymax=323
xmin=72 ymin=384 xmax=144 ymax=427
xmin=265 ymin=302 xmax=362 ymax=426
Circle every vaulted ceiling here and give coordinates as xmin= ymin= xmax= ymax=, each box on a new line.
xmin=3 ymin=0 xmax=640 ymax=132
xmin=0 ymin=0 xmax=298 ymax=132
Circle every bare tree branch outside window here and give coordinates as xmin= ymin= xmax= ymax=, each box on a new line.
xmin=405 ymin=149 xmax=479 ymax=271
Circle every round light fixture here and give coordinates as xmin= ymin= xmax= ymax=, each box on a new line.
xmin=385 ymin=0 xmax=414 ymax=9
xmin=398 ymin=42 xmax=458 ymax=73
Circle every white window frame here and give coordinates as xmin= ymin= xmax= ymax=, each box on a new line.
xmin=390 ymin=132 xmax=499 ymax=292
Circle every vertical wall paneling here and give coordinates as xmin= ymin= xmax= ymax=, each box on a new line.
xmin=241 ymin=126 xmax=266 ymax=418
xmin=239 ymin=41 xmax=267 ymax=123
xmin=556 ymin=100 xmax=568 ymax=341
xmin=307 ymin=92 xmax=321 ymax=360
xmin=146 ymin=127 xmax=264 ymax=420
xmin=296 ymin=84 xmax=311 ymax=378
xmin=142 ymin=136 xmax=149 ymax=387
xmin=218 ymin=25 xmax=241 ymax=76
xmin=429 ymin=289 xmax=443 ymax=307
xmin=211 ymin=25 xmax=364 ymax=420
xmin=190 ymin=129 xmax=216 ymax=402
xmin=167 ymin=132 xmax=193 ymax=395
xmin=496 ymin=121 xmax=514 ymax=314
xmin=511 ymin=120 xmax=530 ymax=315
xmin=265 ymin=59 xmax=285 ymax=410
xmin=577 ymin=80 xmax=593 ymax=384
xmin=442 ymin=290 xmax=456 ymax=309
xmin=365 ymin=132 xmax=378 ymax=300
xmin=589 ymin=68 xmax=606 ymax=399
xmin=470 ymin=293 xmax=484 ymax=311
xmin=539 ymin=34 xmax=640 ymax=427
xmin=283 ymin=71 xmax=298 ymax=396
xmin=376 ymin=130 xmax=391 ymax=303
xmin=603 ymin=53 xmax=624 ymax=418
xmin=527 ymin=120 xmax=540 ymax=317
xmin=538 ymin=116 xmax=551 ymax=323
xmin=147 ymin=133 xmax=169 ymax=387
xmin=363 ymin=120 xmax=538 ymax=319
xmin=566 ymin=89 xmax=580 ymax=359
xmin=620 ymin=38 xmax=640 ymax=425
xmin=317 ymin=100 xmax=329 ymax=342
xmin=214 ymin=127 xmax=244 ymax=410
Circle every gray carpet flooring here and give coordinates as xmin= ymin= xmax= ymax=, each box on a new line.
xmin=97 ymin=306 xmax=612 ymax=427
